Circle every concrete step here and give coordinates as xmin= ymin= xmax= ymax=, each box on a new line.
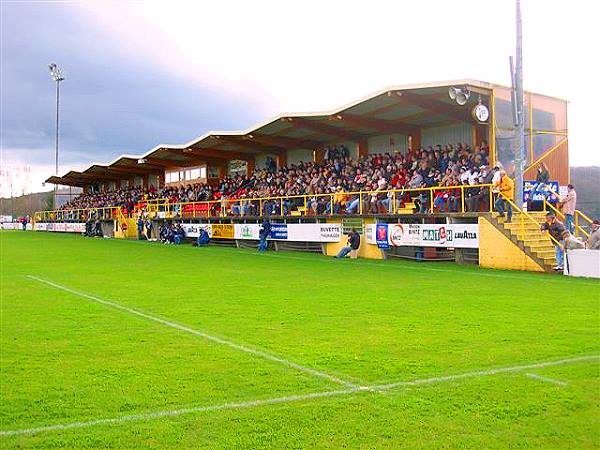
xmin=532 ymin=250 xmax=556 ymax=259
xmin=503 ymin=221 xmax=541 ymax=229
xmin=525 ymin=243 xmax=554 ymax=252
xmin=522 ymin=238 xmax=552 ymax=245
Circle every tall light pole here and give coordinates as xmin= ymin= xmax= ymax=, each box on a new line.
xmin=513 ymin=0 xmax=525 ymax=207
xmin=48 ymin=63 xmax=65 ymax=207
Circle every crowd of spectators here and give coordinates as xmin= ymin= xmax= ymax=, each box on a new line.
xmin=60 ymin=141 xmax=492 ymax=216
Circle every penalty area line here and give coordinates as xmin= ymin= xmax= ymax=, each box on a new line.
xmin=1 ymin=354 xmax=597 ymax=437
xmin=525 ymin=373 xmax=569 ymax=387
xmin=26 ymin=275 xmax=358 ymax=389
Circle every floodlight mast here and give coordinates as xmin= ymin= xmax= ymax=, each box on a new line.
xmin=513 ymin=0 xmax=525 ymax=207
xmin=48 ymin=63 xmax=65 ymax=206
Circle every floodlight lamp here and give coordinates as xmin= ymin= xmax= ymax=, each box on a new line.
xmin=456 ymin=89 xmax=470 ymax=106
xmin=48 ymin=62 xmax=65 ymax=82
xmin=449 ymin=86 xmax=470 ymax=105
xmin=448 ymin=86 xmax=458 ymax=100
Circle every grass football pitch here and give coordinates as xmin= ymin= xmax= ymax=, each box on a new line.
xmin=1 ymin=230 xmax=599 ymax=449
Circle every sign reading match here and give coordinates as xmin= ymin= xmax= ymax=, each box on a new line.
xmin=367 ymin=223 xmax=479 ymax=248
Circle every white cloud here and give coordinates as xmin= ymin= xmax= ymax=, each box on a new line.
xmin=77 ymin=0 xmax=598 ymax=167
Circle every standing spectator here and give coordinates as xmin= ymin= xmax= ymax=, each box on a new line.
xmin=136 ymin=216 xmax=145 ymax=240
xmin=493 ymin=171 xmax=514 ymax=222
xmin=145 ymin=217 xmax=153 ymax=240
xmin=258 ymin=219 xmax=271 ymax=252
xmin=559 ymin=184 xmax=577 ymax=233
xmin=587 ymin=220 xmax=600 ymax=250
xmin=540 ymin=212 xmax=567 ymax=271
xmin=535 ymin=163 xmax=550 ymax=184
xmin=533 ymin=162 xmax=551 ymax=204
xmin=335 ymin=228 xmax=361 ymax=259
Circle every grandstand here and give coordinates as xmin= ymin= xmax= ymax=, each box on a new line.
xmin=32 ymin=80 xmax=593 ymax=273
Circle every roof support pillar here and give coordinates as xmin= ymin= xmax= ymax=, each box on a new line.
xmin=277 ymin=152 xmax=287 ymax=168
xmin=358 ymin=139 xmax=369 ymax=158
xmin=314 ymin=148 xmax=325 ymax=164
xmin=246 ymin=157 xmax=255 ymax=176
xmin=410 ymin=130 xmax=421 ymax=150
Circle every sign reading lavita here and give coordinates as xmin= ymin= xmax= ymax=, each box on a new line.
xmin=368 ymin=223 xmax=479 ymax=248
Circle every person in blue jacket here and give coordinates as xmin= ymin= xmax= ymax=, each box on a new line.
xmin=258 ymin=220 xmax=271 ymax=251
xmin=196 ymin=228 xmax=210 ymax=246
xmin=136 ymin=216 xmax=145 ymax=240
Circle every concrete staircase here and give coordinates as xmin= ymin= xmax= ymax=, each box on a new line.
xmin=488 ymin=211 xmax=556 ymax=272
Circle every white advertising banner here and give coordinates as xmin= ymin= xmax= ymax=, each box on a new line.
xmin=367 ymin=223 xmax=479 ymax=248
xmin=282 ymin=223 xmax=342 ymax=242
xmin=1 ymin=222 xmax=20 ymax=230
xmin=178 ymin=223 xmax=342 ymax=242
xmin=35 ymin=222 xmax=86 ymax=233
xmin=235 ymin=224 xmax=260 ymax=240
xmin=65 ymin=223 xmax=86 ymax=233
xmin=180 ymin=223 xmax=211 ymax=238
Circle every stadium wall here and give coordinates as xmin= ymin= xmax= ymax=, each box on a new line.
xmin=422 ymin=123 xmax=474 ymax=147
xmin=287 ymin=149 xmax=314 ymax=166
xmin=367 ymin=134 xmax=408 ymax=155
xmin=477 ymin=217 xmax=544 ymax=272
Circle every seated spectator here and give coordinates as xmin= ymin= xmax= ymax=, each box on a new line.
xmin=173 ymin=223 xmax=186 ymax=245
xmin=587 ymin=220 xmax=600 ymax=250
xmin=196 ymin=228 xmax=210 ymax=247
xmin=335 ymin=228 xmax=360 ymax=259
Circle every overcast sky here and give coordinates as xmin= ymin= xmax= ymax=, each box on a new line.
xmin=1 ymin=0 xmax=598 ymax=197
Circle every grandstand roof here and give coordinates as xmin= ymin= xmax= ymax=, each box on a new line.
xmin=47 ymin=79 xmax=566 ymax=187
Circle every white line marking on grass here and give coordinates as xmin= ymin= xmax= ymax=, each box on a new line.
xmin=372 ymin=354 xmax=598 ymax=390
xmin=2 ymin=354 xmax=597 ymax=438
xmin=26 ymin=275 xmax=357 ymax=389
xmin=0 ymin=388 xmax=362 ymax=437
xmin=525 ymin=372 xmax=569 ymax=386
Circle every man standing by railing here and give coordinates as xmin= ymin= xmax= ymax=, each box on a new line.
xmin=559 ymin=184 xmax=577 ymax=233
xmin=541 ymin=212 xmax=567 ymax=271
xmin=493 ymin=171 xmax=514 ymax=222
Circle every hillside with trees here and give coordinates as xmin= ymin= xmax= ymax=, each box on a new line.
xmin=570 ymin=166 xmax=600 ymax=221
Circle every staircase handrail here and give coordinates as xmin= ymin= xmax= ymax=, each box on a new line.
xmin=543 ymin=200 xmax=590 ymax=238
xmin=500 ymin=193 xmax=562 ymax=248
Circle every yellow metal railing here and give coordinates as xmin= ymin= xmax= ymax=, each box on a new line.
xmin=34 ymin=184 xmax=496 ymax=222
xmin=137 ymin=184 xmax=495 ymax=218
xmin=34 ymin=206 xmax=120 ymax=223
